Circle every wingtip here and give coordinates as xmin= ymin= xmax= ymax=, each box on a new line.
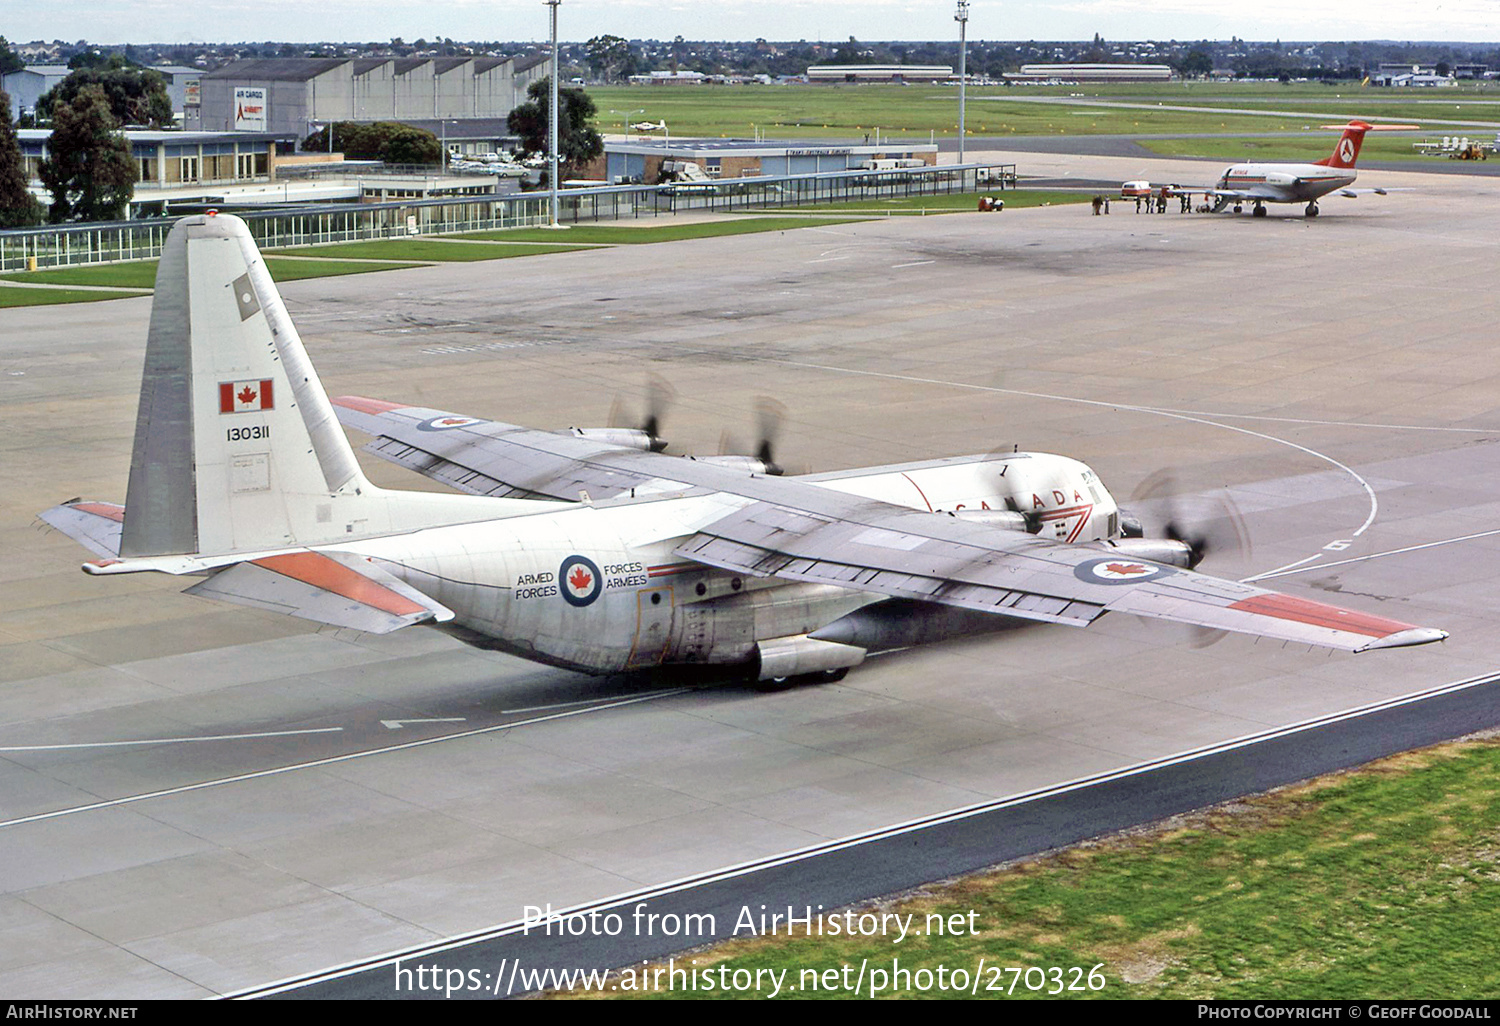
xmin=1357 ymin=628 xmax=1449 ymax=652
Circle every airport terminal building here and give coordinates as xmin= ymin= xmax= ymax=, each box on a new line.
xmin=189 ymin=55 xmax=550 ymax=136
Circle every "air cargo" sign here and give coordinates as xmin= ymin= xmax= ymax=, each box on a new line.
xmin=233 ymin=87 xmax=267 ymax=130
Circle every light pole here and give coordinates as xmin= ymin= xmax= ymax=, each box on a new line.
xmin=610 ymin=108 xmax=645 ymax=134
xmin=955 ymin=0 xmax=969 ymax=165
xmin=546 ymin=0 xmax=562 ymax=228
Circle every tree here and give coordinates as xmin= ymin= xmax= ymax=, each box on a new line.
xmin=37 ymin=57 xmax=173 ymax=129
xmin=38 ymin=85 xmax=137 ymax=223
xmin=1179 ymin=48 xmax=1213 ymax=79
xmin=585 ymin=34 xmax=631 ymax=82
xmin=0 ymin=91 xmax=44 ymax=227
xmin=506 ymin=78 xmax=603 ymax=178
xmin=0 ymin=37 xmax=24 ymax=77
xmin=301 ymin=121 xmax=441 ymax=165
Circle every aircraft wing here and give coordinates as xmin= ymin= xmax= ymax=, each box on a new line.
xmin=332 ymin=396 xmax=695 ymax=502
xmin=676 ymin=499 xmax=1445 ymax=653
xmin=333 ymin=396 xmax=1446 ymax=653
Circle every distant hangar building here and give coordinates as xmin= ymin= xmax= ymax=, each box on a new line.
xmin=189 ymin=55 xmax=550 ymax=137
xmin=808 ymin=64 xmax=953 ymax=84
xmin=1005 ymin=63 xmax=1174 ymax=83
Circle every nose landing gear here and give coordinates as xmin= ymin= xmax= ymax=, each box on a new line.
xmin=1305 ymin=202 xmax=1320 ymax=217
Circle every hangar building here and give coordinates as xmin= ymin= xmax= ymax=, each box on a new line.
xmin=189 ymin=55 xmax=550 ymax=136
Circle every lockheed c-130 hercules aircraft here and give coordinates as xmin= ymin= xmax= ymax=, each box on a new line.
xmin=41 ymin=214 xmax=1446 ymax=685
xmin=1122 ymin=120 xmax=1416 ymax=218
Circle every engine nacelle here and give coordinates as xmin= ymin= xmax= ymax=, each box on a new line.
xmin=1264 ymin=171 xmax=1297 ymax=187
xmin=1086 ymin=538 xmax=1197 ymax=569
xmin=945 ymin=509 xmax=1031 ymax=532
xmin=568 ymin=427 xmax=665 ymax=452
xmin=755 ymin=635 xmax=865 ymax=681
xmin=687 ymin=455 xmax=780 ymax=476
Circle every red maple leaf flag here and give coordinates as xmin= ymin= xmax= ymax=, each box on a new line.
xmin=568 ymin=566 xmax=593 ymax=592
xmin=219 ymin=379 xmax=275 ymax=414
xmin=1104 ymin=562 xmax=1150 ymax=576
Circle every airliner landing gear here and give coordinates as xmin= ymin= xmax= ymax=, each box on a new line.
xmin=1232 ymin=203 xmax=1243 ymax=213
xmin=1252 ymin=202 xmax=1267 ymax=217
xmin=1305 ymin=202 xmax=1320 ymax=217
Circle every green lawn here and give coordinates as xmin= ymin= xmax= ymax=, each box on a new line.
xmin=583 ymin=83 xmax=1500 ymax=143
xmin=1139 ymin=135 xmax=1486 ymax=163
xmin=553 ymin=738 xmax=1500 ymax=1000
xmin=0 ymin=286 xmax=145 ymax=307
xmin=1 ymin=256 xmax=426 ymax=290
xmin=264 ymin=239 xmax=601 ymax=262
xmin=758 ymin=190 xmax=1091 ymax=215
xmin=458 ymin=217 xmax=860 ymax=245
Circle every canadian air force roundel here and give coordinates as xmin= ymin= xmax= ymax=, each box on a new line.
xmin=417 ymin=415 xmax=485 ymax=431
xmin=559 ymin=554 xmax=603 ymax=607
xmin=1073 ymin=557 xmax=1177 ymax=586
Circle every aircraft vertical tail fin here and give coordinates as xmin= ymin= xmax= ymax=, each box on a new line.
xmin=120 ymin=213 xmax=377 ymax=558
xmin=1314 ymin=121 xmax=1373 ymax=169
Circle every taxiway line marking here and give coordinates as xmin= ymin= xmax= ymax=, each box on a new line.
xmin=501 ymin=688 xmax=685 ymax=715
xmin=1248 ymin=527 xmax=1500 ymax=582
xmin=756 ymin=358 xmax=1383 ymax=551
xmin=891 ymin=260 xmax=936 ymax=269
xmin=226 ymin=668 xmax=1500 ymax=999
xmin=1241 ymin=552 xmax=1324 ymax=584
xmin=0 ymin=727 xmax=344 ymax=752
xmin=0 ymin=691 xmax=689 ymax=831
xmin=380 ymin=718 xmax=466 ymax=730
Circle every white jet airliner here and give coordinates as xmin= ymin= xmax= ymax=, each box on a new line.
xmin=1123 ymin=120 xmax=1413 ymax=218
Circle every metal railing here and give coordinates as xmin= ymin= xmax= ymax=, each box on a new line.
xmin=0 ymin=163 xmax=1015 ymax=272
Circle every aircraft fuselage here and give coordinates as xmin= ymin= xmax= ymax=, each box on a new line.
xmin=1217 ymin=162 xmax=1357 ymax=204
xmin=339 ymin=454 xmax=1123 ymax=676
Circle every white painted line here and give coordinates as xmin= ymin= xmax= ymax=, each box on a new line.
xmin=891 ymin=260 xmax=936 ymax=269
xmin=755 ymin=358 xmax=1383 ymax=555
xmin=0 ymin=689 xmax=689 ymax=831
xmin=0 ymin=727 xmax=343 ymax=753
xmin=1250 ymin=527 xmax=1500 ymax=582
xmin=502 ymin=688 xmax=685 ymax=714
xmin=1241 ymin=552 xmax=1323 ymax=584
xmin=1147 ymin=408 xmax=1496 ymax=435
xmin=225 ymin=668 xmax=1500 ymax=999
xmin=380 ymin=718 xmax=467 ymax=730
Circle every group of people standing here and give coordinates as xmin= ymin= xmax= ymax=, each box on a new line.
xmin=1092 ymin=193 xmax=1200 ymax=215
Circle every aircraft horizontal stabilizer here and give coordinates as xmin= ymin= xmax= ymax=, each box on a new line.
xmin=38 ymin=500 xmax=126 ymax=559
xmin=185 ymin=549 xmax=453 ymax=634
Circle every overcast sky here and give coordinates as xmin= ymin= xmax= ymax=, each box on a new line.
xmin=7 ymin=1 xmax=1500 ymax=45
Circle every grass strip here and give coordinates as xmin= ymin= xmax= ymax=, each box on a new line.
xmin=1 ymin=256 xmax=427 ymax=289
xmin=757 ymin=190 xmax=1093 ymax=215
xmin=264 ymin=239 xmax=600 ymax=262
xmin=551 ymin=737 xmax=1500 ymax=1000
xmin=458 ymin=217 xmax=861 ymax=245
xmin=0 ymin=286 xmax=146 ymax=306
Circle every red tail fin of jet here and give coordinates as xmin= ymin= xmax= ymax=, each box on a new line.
xmin=1314 ymin=121 xmax=1373 ymax=169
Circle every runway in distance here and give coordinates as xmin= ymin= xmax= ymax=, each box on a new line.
xmin=41 ymin=214 xmax=1446 ymax=685
xmin=1122 ymin=120 xmax=1416 ymax=217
